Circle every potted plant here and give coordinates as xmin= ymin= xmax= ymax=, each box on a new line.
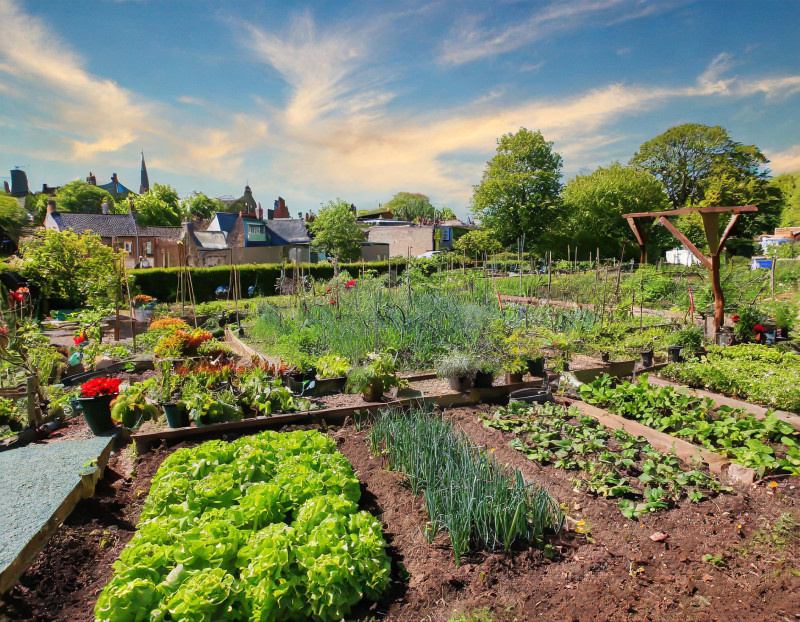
xmin=434 ymin=350 xmax=480 ymax=392
xmin=132 ymin=295 xmax=157 ymax=323
xmin=75 ymin=377 xmax=121 ymax=435
xmin=766 ymin=301 xmax=797 ymax=340
xmin=110 ymin=383 xmax=159 ymax=429
xmin=151 ymin=362 xmax=189 ymax=428
xmin=503 ymin=358 xmax=526 ymax=384
xmin=474 ymin=360 xmax=499 ymax=388
xmin=346 ymin=352 xmax=405 ymax=402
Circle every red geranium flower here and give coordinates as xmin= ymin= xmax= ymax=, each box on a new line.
xmin=345 ymin=279 xmax=357 ymax=289
xmin=329 ymin=300 xmax=336 ymax=305
xmin=80 ymin=377 xmax=121 ymax=398
xmin=731 ymin=315 xmax=740 ymax=323
xmin=0 ymin=327 xmax=7 ymax=334
xmin=73 ymin=332 xmax=87 ymax=346
xmin=753 ymin=324 xmax=766 ymax=333
xmin=326 ymin=286 xmax=332 ymax=292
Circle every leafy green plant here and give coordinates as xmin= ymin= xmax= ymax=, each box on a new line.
xmin=95 ymin=430 xmax=391 ymax=622
xmin=346 ymin=352 xmax=406 ymax=396
xmin=485 ymin=401 xmax=727 ymax=518
xmin=110 ymin=382 xmax=159 ymax=429
xmin=315 ymin=354 xmax=350 ymax=379
xmin=434 ymin=350 xmax=481 ymax=379
xmin=370 ymin=407 xmax=563 ymax=565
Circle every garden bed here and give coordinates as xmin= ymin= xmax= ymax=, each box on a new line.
xmin=1 ymin=410 xmax=800 ymax=620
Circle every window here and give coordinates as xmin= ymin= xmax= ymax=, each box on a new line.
xmin=145 ymin=241 xmax=153 ymax=255
xmin=247 ymin=224 xmax=267 ymax=242
xmin=124 ymin=241 xmax=132 ymax=253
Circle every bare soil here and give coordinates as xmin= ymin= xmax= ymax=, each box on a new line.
xmin=2 ymin=406 xmax=800 ymax=622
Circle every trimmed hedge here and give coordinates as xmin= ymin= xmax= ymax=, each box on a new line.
xmin=128 ymin=261 xmax=405 ymax=303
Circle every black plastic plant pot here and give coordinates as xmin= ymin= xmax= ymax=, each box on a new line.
xmin=508 ymin=388 xmax=553 ymax=405
xmin=447 ymin=376 xmax=473 ymax=392
xmin=640 ymin=349 xmax=654 ymax=368
xmin=505 ymin=372 xmax=524 ymax=384
xmin=527 ymin=357 xmax=545 ymax=377
xmin=362 ymin=382 xmax=383 ymax=402
xmin=76 ymin=395 xmax=116 ymax=435
xmin=162 ymin=402 xmax=189 ymax=428
xmin=667 ymin=345 xmax=684 ymax=363
xmin=474 ymin=371 xmax=494 ymax=388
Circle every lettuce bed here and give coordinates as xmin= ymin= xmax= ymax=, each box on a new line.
xmin=95 ymin=430 xmax=391 ymax=622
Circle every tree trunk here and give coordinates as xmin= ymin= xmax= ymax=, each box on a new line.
xmin=711 ymin=253 xmax=724 ymax=332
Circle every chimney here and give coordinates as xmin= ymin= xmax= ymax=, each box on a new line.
xmin=257 ymin=202 xmax=263 ymax=220
xmin=46 ymin=199 xmax=57 ymax=215
xmin=101 ymin=200 xmax=109 ymax=215
xmin=111 ymin=173 xmax=118 ymax=183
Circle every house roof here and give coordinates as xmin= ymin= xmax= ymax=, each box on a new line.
xmin=47 ymin=212 xmax=182 ymax=239
xmin=265 ymin=219 xmax=311 ymax=245
xmin=192 ymin=230 xmax=228 ymax=250
xmin=209 ymin=212 xmax=239 ymax=234
xmin=98 ymin=180 xmax=134 ymax=195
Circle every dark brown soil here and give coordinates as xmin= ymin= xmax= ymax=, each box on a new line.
xmin=3 ymin=406 xmax=800 ymax=622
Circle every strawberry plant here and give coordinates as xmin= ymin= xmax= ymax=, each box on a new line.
xmin=483 ymin=401 xmax=728 ymax=518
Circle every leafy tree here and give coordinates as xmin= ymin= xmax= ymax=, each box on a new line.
xmin=381 ymin=192 xmax=457 ymax=222
xmin=453 ymin=228 xmax=503 ymax=259
xmin=132 ymin=183 xmax=184 ymax=227
xmin=562 ymin=163 xmax=669 ymax=260
xmin=699 ymin=173 xmax=783 ymax=239
xmin=629 ymin=124 xmax=767 ymax=207
xmin=182 ymin=192 xmax=223 ymax=220
xmin=772 ymin=172 xmax=800 ymax=226
xmin=309 ymin=198 xmax=365 ymax=274
xmin=0 ymin=195 xmax=30 ymax=245
xmin=472 ymin=128 xmax=563 ymax=247
xmin=45 ymin=181 xmax=118 ymax=219
xmin=16 ymin=230 xmax=124 ymax=307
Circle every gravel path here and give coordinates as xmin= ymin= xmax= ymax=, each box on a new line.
xmin=0 ymin=436 xmax=115 ymax=575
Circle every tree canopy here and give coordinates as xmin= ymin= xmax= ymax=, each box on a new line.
xmin=452 ymin=228 xmax=503 ymax=258
xmin=0 ymin=194 xmax=30 ymax=245
xmin=309 ymin=198 xmax=365 ymax=273
xmin=629 ymin=123 xmax=768 ymax=208
xmin=182 ymin=192 xmax=223 ymax=220
xmin=40 ymin=180 xmax=120 ymax=220
xmin=16 ymin=230 xmax=123 ymax=307
xmin=772 ymin=172 xmax=800 ymax=227
xmin=381 ymin=192 xmax=456 ymax=222
xmin=562 ymin=163 xmax=670 ymax=259
xmin=472 ymin=128 xmax=563 ymax=247
xmin=132 ymin=183 xmax=183 ymax=227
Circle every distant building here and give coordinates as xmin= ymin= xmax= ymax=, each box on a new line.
xmin=366 ymin=219 xmax=473 ymax=257
xmin=183 ymin=211 xmax=311 ymax=267
xmin=665 ymin=247 xmax=702 ymax=267
xmin=44 ymin=207 xmax=182 ymax=268
xmin=758 ymin=227 xmax=800 ymax=254
xmin=98 ymin=173 xmax=136 ymax=199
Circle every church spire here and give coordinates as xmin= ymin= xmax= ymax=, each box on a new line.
xmin=139 ymin=151 xmax=150 ymax=194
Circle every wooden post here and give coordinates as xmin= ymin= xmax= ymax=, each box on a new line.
xmin=771 ymin=257 xmax=777 ymax=298
xmin=546 ymin=251 xmax=552 ymax=303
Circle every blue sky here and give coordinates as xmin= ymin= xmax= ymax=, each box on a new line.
xmin=1 ymin=0 xmax=799 ymax=219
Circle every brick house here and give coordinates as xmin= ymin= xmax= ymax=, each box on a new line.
xmin=44 ymin=209 xmax=182 ymax=268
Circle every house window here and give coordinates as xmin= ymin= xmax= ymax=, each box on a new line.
xmin=124 ymin=241 xmax=132 ymax=253
xmin=145 ymin=241 xmax=153 ymax=255
xmin=441 ymin=228 xmax=452 ymax=242
xmin=247 ymin=224 xmax=267 ymax=242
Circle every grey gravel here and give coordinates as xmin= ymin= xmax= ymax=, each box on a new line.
xmin=0 ymin=436 xmax=115 ymax=575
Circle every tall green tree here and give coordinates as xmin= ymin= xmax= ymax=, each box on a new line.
xmin=16 ymin=230 xmax=123 ymax=307
xmin=452 ymin=228 xmax=503 ymax=259
xmin=182 ymin=192 xmax=223 ymax=220
xmin=46 ymin=180 xmax=118 ymax=218
xmin=132 ymin=183 xmax=184 ymax=226
xmin=472 ymin=128 xmax=563 ymax=247
xmin=699 ymin=173 xmax=783 ymax=239
xmin=381 ymin=192 xmax=456 ymax=222
xmin=309 ymin=198 xmax=365 ymax=274
xmin=772 ymin=172 xmax=800 ymax=226
xmin=629 ymin=123 xmax=767 ymax=207
xmin=0 ymin=195 xmax=30 ymax=246
xmin=562 ymin=163 xmax=670 ymax=260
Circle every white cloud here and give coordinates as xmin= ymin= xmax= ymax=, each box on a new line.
xmin=0 ymin=0 xmax=267 ymax=182
xmin=767 ymin=146 xmax=800 ymax=174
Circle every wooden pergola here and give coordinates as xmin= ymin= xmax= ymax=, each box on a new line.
xmin=622 ymin=205 xmax=758 ymax=333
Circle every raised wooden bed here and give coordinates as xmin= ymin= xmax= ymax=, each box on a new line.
xmin=553 ymin=395 xmax=756 ymax=485
xmin=132 ymin=379 xmax=544 ymax=454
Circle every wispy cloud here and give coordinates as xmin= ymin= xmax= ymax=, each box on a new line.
xmin=0 ymin=0 xmax=267 ymax=180
xmin=439 ymin=0 xmax=667 ymax=66
xmin=766 ymin=145 xmax=800 ymax=174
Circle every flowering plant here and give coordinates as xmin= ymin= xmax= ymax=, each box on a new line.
xmin=73 ymin=331 xmax=87 ymax=346
xmin=753 ymin=324 xmax=766 ymax=333
xmin=132 ymin=295 xmax=156 ymax=309
xmin=345 ymin=279 xmax=357 ymax=289
xmin=80 ymin=377 xmax=121 ymax=398
xmin=731 ymin=315 xmax=740 ymax=323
